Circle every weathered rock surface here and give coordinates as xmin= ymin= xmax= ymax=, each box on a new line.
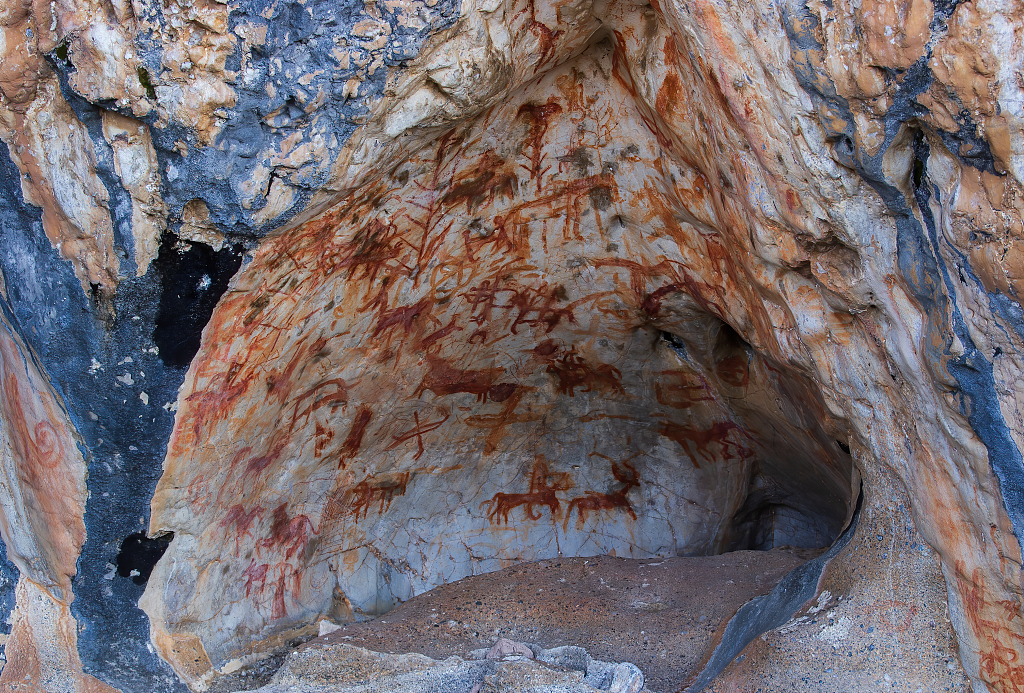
xmin=702 ymin=464 xmax=969 ymax=692
xmin=0 ymin=0 xmax=1021 ymax=690
xmin=303 ymin=549 xmax=816 ymax=692
xmin=239 ymin=640 xmax=646 ymax=693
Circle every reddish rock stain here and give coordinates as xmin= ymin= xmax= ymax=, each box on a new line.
xmin=339 ymin=406 xmax=374 ymax=468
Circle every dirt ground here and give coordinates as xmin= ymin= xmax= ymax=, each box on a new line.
xmin=308 ymin=548 xmax=817 ymax=692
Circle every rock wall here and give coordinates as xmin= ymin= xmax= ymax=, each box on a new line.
xmin=0 ymin=0 xmax=1021 ymax=691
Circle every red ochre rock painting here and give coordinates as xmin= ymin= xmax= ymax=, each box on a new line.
xmin=122 ymin=0 xmax=1024 ymax=690
xmin=0 ymin=0 xmax=1021 ymax=686
xmin=141 ymin=36 xmax=854 ymax=683
xmin=480 ymin=456 xmax=573 ymax=523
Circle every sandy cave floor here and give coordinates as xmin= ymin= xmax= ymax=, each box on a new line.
xmin=214 ymin=548 xmax=819 ymax=692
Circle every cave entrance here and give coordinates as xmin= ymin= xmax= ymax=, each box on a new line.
xmin=143 ymin=31 xmax=857 ymax=676
xmin=317 ymin=315 xmax=855 ymax=621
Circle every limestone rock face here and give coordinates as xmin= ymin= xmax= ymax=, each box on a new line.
xmin=0 ymin=0 xmax=1021 ymax=691
xmin=142 ymin=33 xmax=856 ymax=680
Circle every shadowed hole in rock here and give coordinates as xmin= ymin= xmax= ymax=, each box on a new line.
xmin=656 ymin=311 xmax=855 ymax=554
xmin=115 ymin=532 xmax=173 ymax=585
xmin=152 ymin=231 xmax=244 ymax=368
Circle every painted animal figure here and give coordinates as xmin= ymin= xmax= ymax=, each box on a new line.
xmin=347 ymin=472 xmax=411 ymax=521
xmin=415 ymin=354 xmax=513 ymax=403
xmin=658 ymin=420 xmax=751 ymax=467
xmin=564 ymin=460 xmax=640 ymax=529
xmin=233 ymin=437 xmax=288 ymax=495
xmin=481 ymin=457 xmax=573 ymax=524
xmin=483 ymin=490 xmax=556 ymax=524
xmin=242 ymin=560 xmax=269 ymax=597
xmin=655 ymin=370 xmax=714 ymax=409
xmin=288 ymin=378 xmax=352 ymax=432
xmin=372 ymin=298 xmax=435 ymax=340
xmin=546 ymin=348 xmax=624 ymax=396
xmin=219 ymin=504 xmax=264 ymax=555
xmin=507 ymin=283 xmax=576 ymax=335
xmin=260 ymin=504 xmax=317 ymax=561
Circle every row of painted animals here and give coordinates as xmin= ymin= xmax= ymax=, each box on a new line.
xmin=480 ymin=454 xmax=641 ymax=530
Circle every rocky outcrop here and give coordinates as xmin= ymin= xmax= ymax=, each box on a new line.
xmin=0 ymin=300 xmax=113 ymax=692
xmin=0 ymin=0 xmax=1021 ymax=691
xmin=242 ymin=640 xmax=646 ymax=693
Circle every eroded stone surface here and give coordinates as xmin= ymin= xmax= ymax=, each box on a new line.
xmin=694 ymin=464 xmax=970 ymax=692
xmin=239 ymin=640 xmax=645 ymax=693
xmin=301 ymin=550 xmax=814 ymax=692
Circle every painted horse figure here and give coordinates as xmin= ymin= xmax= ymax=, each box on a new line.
xmin=481 ymin=457 xmax=573 ymax=524
xmin=565 ymin=459 xmax=640 ymax=529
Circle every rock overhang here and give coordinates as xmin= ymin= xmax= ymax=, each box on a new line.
xmin=140 ymin=18 xmax=863 ymax=684
xmin=0 ymin=0 xmax=1021 ymax=690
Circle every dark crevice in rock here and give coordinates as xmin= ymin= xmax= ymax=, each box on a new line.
xmin=711 ymin=322 xmax=751 ymax=360
xmin=115 ymin=532 xmax=174 ymax=585
xmin=660 ymin=330 xmax=690 ymax=360
xmin=936 ymin=108 xmax=1001 ymax=175
xmin=137 ymin=66 xmax=158 ymax=100
xmin=724 ymin=466 xmax=829 ymax=552
xmin=152 ymin=233 xmax=244 ymax=368
xmin=659 ymin=312 xmax=851 ymax=554
xmin=0 ymin=534 xmax=20 ymax=665
xmin=930 ymin=0 xmax=967 ymax=20
xmin=910 ymin=135 xmax=1024 ymax=543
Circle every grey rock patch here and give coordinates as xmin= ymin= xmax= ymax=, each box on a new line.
xmin=485 ymin=638 xmax=538 ymax=660
xmin=242 ymin=640 xmax=648 ymax=693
